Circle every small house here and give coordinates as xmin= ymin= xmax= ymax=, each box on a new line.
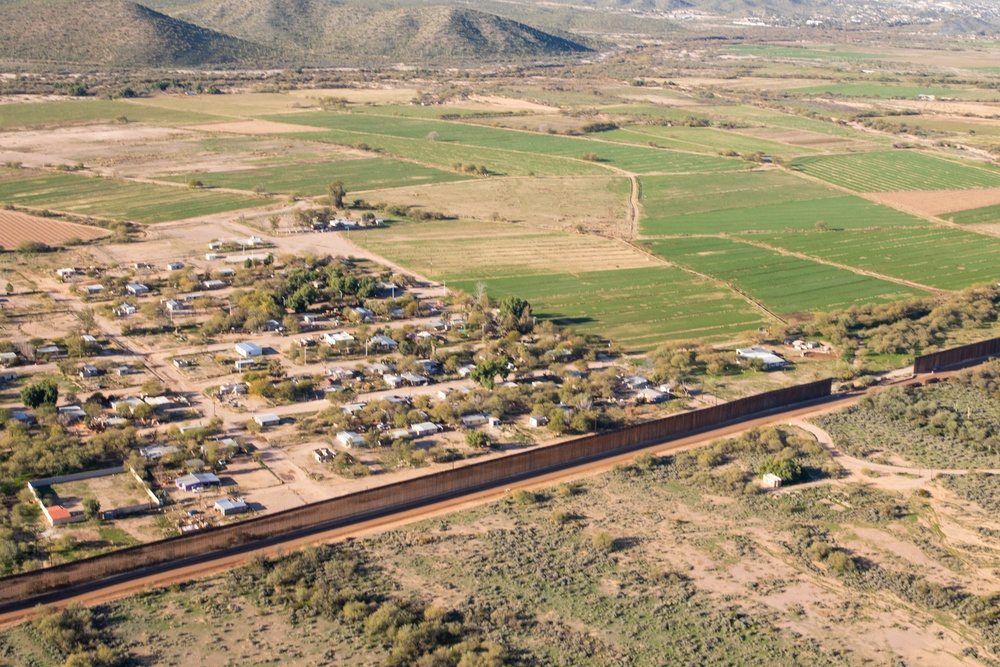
xmin=461 ymin=413 xmax=489 ymax=429
xmin=528 ymin=415 xmax=548 ymax=428
xmin=0 ymin=371 xmax=17 ymax=383
xmin=623 ymin=376 xmax=650 ymax=390
xmin=56 ymin=268 xmax=77 ymax=279
xmin=0 ymin=352 xmax=18 ymax=365
xmin=115 ymin=303 xmax=137 ymax=317
xmin=369 ymin=334 xmax=398 ymax=350
xmin=166 ymin=262 xmax=185 ymax=271
xmin=83 ymin=285 xmax=104 ymax=295
xmin=323 ymin=331 xmax=355 ymax=345
xmin=235 ymin=342 xmax=263 ymax=358
xmin=215 ymin=498 xmax=248 ymax=516
xmin=401 ymin=372 xmax=428 ymax=386
xmin=175 ymin=472 xmax=221 ymax=492
xmin=80 ymin=364 xmax=100 ymax=378
xmin=336 ymin=431 xmax=365 ymax=448
xmin=353 ymin=307 xmax=375 ymax=322
xmin=637 ymin=387 xmax=666 ymax=404
xmin=762 ymin=473 xmax=783 ymax=489
xmin=736 ymin=347 xmax=787 ymax=371
xmin=126 ymin=283 xmax=150 ymax=296
xmin=112 ymin=397 xmax=145 ymax=414
xmin=58 ymin=405 xmax=86 ymax=424
xmin=173 ymin=358 xmax=191 ymax=368
xmin=341 ymin=402 xmax=367 ymax=415
xmin=411 ymin=422 xmax=441 ymax=438
xmin=415 ymin=360 xmax=440 ymax=375
xmin=81 ymin=334 xmax=98 ymax=345
xmin=164 ymin=299 xmax=184 ymax=313
xmin=112 ymin=365 xmax=133 ymax=376
xmin=218 ymin=383 xmax=248 ymax=396
xmin=254 ymin=413 xmax=280 ymax=428
xmin=383 ymin=374 xmax=404 ymax=388
xmin=36 ymin=345 xmax=62 ymax=357
xmin=144 ymin=396 xmax=173 ymax=410
xmin=388 ymin=428 xmax=414 ymax=441
xmin=201 ymin=279 xmax=226 ymax=290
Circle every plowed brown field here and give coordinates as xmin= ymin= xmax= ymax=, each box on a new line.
xmin=0 ymin=210 xmax=109 ymax=249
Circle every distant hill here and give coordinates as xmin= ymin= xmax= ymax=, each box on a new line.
xmin=169 ymin=0 xmax=592 ymax=63
xmin=0 ymin=0 xmax=265 ymax=66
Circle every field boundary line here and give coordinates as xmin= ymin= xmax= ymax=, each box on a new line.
xmin=725 ymin=235 xmax=950 ymax=296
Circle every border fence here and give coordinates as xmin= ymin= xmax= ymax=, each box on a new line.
xmin=0 ymin=378 xmax=833 ymax=608
xmin=913 ymin=336 xmax=1000 ymax=374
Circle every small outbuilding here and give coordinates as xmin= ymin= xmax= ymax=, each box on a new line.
xmin=336 ymin=431 xmax=365 ymax=448
xmin=254 ymin=413 xmax=280 ymax=428
xmin=175 ymin=472 xmax=221 ymax=492
xmin=215 ymin=498 xmax=249 ymax=516
xmin=762 ymin=473 xmax=783 ymax=489
xmin=235 ymin=342 xmax=263 ymax=358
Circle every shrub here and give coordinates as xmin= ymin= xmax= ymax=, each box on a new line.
xmin=592 ymin=530 xmax=615 ymax=552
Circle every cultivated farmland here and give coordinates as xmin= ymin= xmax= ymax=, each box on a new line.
xmin=267 ymin=112 xmax=744 ymax=174
xmin=646 ymin=236 xmax=926 ymax=314
xmin=755 ymin=227 xmax=1000 ymax=291
xmin=356 ymin=221 xmax=653 ymax=280
xmin=639 ymin=171 xmax=926 ymax=236
xmin=603 ymin=125 xmax=817 ymax=156
xmin=791 ymin=151 xmax=1000 ymax=192
xmin=0 ymin=170 xmax=271 ymax=223
xmin=161 ymin=157 xmax=469 ymax=195
xmin=451 ymin=266 xmax=766 ymax=347
xmin=0 ymin=210 xmax=109 ymax=248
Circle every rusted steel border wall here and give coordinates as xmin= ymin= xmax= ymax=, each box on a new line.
xmin=913 ymin=337 xmax=1000 ymax=374
xmin=0 ymin=378 xmax=832 ymax=607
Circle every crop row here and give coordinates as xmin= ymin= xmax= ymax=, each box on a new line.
xmin=792 ymin=151 xmax=1000 ymax=192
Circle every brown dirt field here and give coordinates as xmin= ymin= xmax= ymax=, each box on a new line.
xmin=0 ymin=210 xmax=109 ymax=248
xmin=869 ymin=187 xmax=1000 ymax=217
xmin=182 ymin=120 xmax=328 ymax=135
xmin=734 ymin=127 xmax=859 ymax=147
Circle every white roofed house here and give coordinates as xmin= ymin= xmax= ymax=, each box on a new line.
xmin=337 ymin=431 xmax=365 ymax=448
xmin=166 ymin=262 xmax=185 ymax=271
xmin=411 ymin=422 xmax=441 ymax=438
xmin=736 ymin=347 xmax=787 ymax=371
xmin=126 ymin=283 xmax=150 ymax=296
xmin=115 ymin=303 xmax=137 ymax=317
xmin=353 ymin=307 xmax=375 ymax=322
xmin=369 ymin=334 xmax=398 ymax=350
xmin=323 ymin=331 xmax=355 ymax=345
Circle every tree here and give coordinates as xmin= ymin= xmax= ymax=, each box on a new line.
xmin=4 ymin=283 xmax=11 ymax=295
xmin=77 ymin=307 xmax=97 ymax=334
xmin=759 ymin=456 xmax=803 ymax=483
xmin=470 ymin=356 xmax=510 ymax=390
xmin=465 ymin=430 xmax=490 ymax=448
xmin=498 ymin=296 xmax=530 ymax=322
xmin=329 ymin=180 xmax=346 ymax=208
xmin=268 ymin=214 xmax=281 ymax=234
xmin=21 ymin=379 xmax=58 ymax=408
xmin=82 ymin=498 xmax=100 ymax=519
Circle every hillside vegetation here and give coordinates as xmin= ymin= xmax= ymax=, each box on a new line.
xmin=171 ymin=0 xmax=592 ymax=62
xmin=0 ymin=0 xmax=265 ymax=66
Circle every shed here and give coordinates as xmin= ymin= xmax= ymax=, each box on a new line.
xmin=369 ymin=334 xmax=398 ymax=349
xmin=235 ymin=358 xmax=256 ymax=371
xmin=528 ymin=415 xmax=548 ymax=428
xmin=125 ymin=283 xmax=150 ymax=296
xmin=762 ymin=473 xmax=783 ymax=489
xmin=202 ymin=279 xmax=226 ymax=290
xmin=166 ymin=262 xmax=185 ymax=271
xmin=337 ymin=431 xmax=365 ymax=448
xmin=461 ymin=413 xmax=489 ymax=428
xmin=235 ymin=342 xmax=263 ymax=358
xmin=175 ymin=472 xmax=221 ymax=492
xmin=80 ymin=364 xmax=100 ymax=378
xmin=637 ymin=387 xmax=666 ymax=404
xmin=214 ymin=498 xmax=248 ymax=516
xmin=254 ymin=413 xmax=280 ymax=428
xmin=411 ymin=422 xmax=441 ymax=438
xmin=83 ymin=285 xmax=104 ymax=295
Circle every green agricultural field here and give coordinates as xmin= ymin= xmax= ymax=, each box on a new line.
xmin=949 ymin=203 xmax=1000 ymax=225
xmin=791 ymin=151 xmax=1000 ymax=192
xmin=646 ymin=236 xmax=926 ymax=314
xmin=725 ymin=44 xmax=892 ymax=60
xmin=267 ymin=112 xmax=743 ymax=174
xmin=0 ymin=99 xmax=220 ymax=128
xmin=696 ymin=104 xmax=887 ymax=144
xmin=161 ymin=157 xmax=469 ymax=195
xmin=755 ymin=227 xmax=1000 ymax=291
xmin=451 ymin=267 xmax=766 ymax=347
xmin=604 ymin=125 xmax=817 ymax=156
xmin=788 ymin=83 xmax=962 ymax=98
xmin=638 ymin=171 xmax=925 ymax=235
xmin=0 ymin=170 xmax=270 ymax=223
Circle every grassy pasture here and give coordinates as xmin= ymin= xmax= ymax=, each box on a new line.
xmin=604 ymin=125 xmax=817 ymax=156
xmin=696 ymin=104 xmax=885 ymax=143
xmin=0 ymin=169 xmax=269 ymax=223
xmin=0 ymin=99 xmax=219 ymax=128
xmin=646 ymin=236 xmax=926 ymax=314
xmin=161 ymin=157 xmax=468 ymax=195
xmin=267 ymin=112 xmax=743 ymax=174
xmin=451 ymin=267 xmax=766 ymax=348
xmin=949 ymin=203 xmax=1000 ymax=225
xmin=356 ymin=221 xmax=653 ymax=280
xmin=791 ymin=151 xmax=1000 ymax=192
xmin=725 ymin=44 xmax=892 ymax=60
xmin=756 ymin=227 xmax=1000 ymax=291
xmin=125 ymin=93 xmax=316 ymax=119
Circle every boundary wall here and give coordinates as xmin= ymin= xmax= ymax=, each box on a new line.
xmin=913 ymin=337 xmax=1000 ymax=374
xmin=0 ymin=378 xmax=832 ymax=608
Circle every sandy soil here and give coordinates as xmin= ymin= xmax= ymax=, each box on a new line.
xmin=870 ymin=187 xmax=1000 ymax=217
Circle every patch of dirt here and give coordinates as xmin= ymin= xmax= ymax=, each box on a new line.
xmin=869 ymin=187 xmax=1000 ymax=217
xmin=0 ymin=210 xmax=109 ymax=248
xmin=182 ymin=120 xmax=328 ymax=135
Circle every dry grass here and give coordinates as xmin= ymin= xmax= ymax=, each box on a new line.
xmin=0 ymin=210 xmax=109 ymax=248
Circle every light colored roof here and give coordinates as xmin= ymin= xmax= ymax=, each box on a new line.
xmin=235 ymin=342 xmax=263 ymax=355
xmin=215 ymin=498 xmax=247 ymax=511
xmin=176 ymin=472 xmax=220 ymax=486
xmin=255 ymin=413 xmax=280 ymax=423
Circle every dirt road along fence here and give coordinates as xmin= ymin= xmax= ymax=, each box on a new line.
xmin=0 ymin=378 xmax=832 ymax=608
xmin=913 ymin=336 xmax=1000 ymax=374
